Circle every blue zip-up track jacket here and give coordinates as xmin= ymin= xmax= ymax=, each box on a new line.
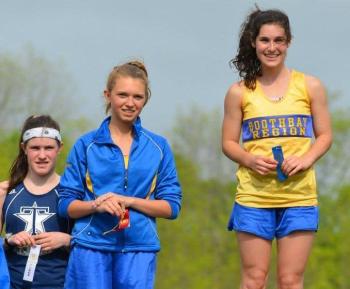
xmin=58 ymin=117 xmax=182 ymax=252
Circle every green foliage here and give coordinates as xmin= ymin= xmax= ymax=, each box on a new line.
xmin=0 ymin=131 xmax=19 ymax=180
xmin=0 ymin=130 xmax=70 ymax=180
xmin=167 ymin=105 xmax=234 ymax=181
xmin=156 ymin=155 xmax=241 ymax=289
xmin=306 ymin=184 xmax=350 ymax=289
xmin=317 ymin=100 xmax=350 ymax=191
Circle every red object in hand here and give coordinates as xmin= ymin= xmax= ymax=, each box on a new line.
xmin=102 ymin=209 xmax=130 ymax=235
xmin=116 ymin=209 xmax=130 ymax=231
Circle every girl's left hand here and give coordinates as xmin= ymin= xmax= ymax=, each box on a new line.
xmin=33 ymin=232 xmax=71 ymax=252
xmin=94 ymin=193 xmax=133 ymax=217
xmin=281 ymin=155 xmax=313 ymax=176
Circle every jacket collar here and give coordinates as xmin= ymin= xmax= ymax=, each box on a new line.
xmin=94 ymin=116 xmax=142 ymax=144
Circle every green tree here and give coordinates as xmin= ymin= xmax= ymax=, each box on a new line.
xmin=0 ymin=132 xmax=18 ymax=180
xmin=0 ymin=47 xmax=77 ymax=130
xmin=156 ymin=155 xmax=240 ymax=289
xmin=0 ymin=46 xmax=92 ymax=177
xmin=168 ymin=105 xmax=234 ymax=181
xmin=317 ymin=109 xmax=350 ymax=191
xmin=305 ymin=183 xmax=350 ymax=289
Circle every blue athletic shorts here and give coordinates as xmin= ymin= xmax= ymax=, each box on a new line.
xmin=227 ymin=202 xmax=319 ymax=240
xmin=64 ymin=245 xmax=157 ymax=289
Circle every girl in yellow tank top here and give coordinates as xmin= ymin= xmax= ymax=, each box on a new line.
xmin=222 ymin=7 xmax=332 ymax=289
xmin=237 ymin=69 xmax=317 ymax=208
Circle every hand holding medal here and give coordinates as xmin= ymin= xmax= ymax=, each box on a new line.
xmin=102 ymin=209 xmax=130 ymax=235
xmin=272 ymin=145 xmax=288 ymax=182
xmin=92 ymin=193 xmax=131 ymax=235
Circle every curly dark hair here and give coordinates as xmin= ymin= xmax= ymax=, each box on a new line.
xmin=229 ymin=8 xmax=292 ymax=90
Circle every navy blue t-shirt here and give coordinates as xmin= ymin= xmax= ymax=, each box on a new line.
xmin=3 ymin=183 xmax=71 ymax=289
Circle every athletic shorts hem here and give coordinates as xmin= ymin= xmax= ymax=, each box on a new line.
xmin=276 ymin=227 xmax=318 ymax=239
xmin=230 ymin=227 xmax=274 ymax=241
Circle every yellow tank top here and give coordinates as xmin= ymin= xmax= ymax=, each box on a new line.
xmin=236 ymin=70 xmax=317 ymax=208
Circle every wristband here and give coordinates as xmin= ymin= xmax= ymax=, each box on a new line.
xmin=4 ymin=237 xmax=11 ymax=247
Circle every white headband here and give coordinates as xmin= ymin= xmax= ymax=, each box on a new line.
xmin=22 ymin=127 xmax=62 ymax=143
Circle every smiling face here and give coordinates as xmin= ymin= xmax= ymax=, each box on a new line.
xmin=23 ymin=137 xmax=61 ymax=177
xmin=104 ymin=76 xmax=147 ymax=125
xmin=254 ymin=23 xmax=289 ymax=70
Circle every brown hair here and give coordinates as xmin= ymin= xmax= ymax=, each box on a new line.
xmin=229 ymin=8 xmax=292 ymax=90
xmin=105 ymin=60 xmax=151 ymax=114
xmin=7 ymin=115 xmax=61 ymax=193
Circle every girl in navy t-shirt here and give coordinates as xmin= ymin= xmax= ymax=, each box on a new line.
xmin=0 ymin=115 xmax=71 ymax=289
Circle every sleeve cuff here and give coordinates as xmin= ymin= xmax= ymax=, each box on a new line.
xmin=58 ymin=198 xmax=76 ymax=218
xmin=166 ymin=200 xmax=181 ymax=220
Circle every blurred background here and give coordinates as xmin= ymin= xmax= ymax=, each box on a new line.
xmin=1 ymin=0 xmax=349 ymax=288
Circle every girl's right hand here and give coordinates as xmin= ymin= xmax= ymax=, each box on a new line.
xmin=34 ymin=232 xmax=71 ymax=252
xmin=7 ymin=231 xmax=36 ymax=247
xmin=94 ymin=193 xmax=126 ymax=217
xmin=248 ymin=155 xmax=278 ymax=175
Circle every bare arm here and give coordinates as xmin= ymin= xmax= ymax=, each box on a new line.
xmin=67 ymin=193 xmax=171 ymax=219
xmin=222 ymin=83 xmax=277 ymax=175
xmin=121 ymin=197 xmax=172 ymax=218
xmin=0 ymin=180 xmax=9 ymax=230
xmin=306 ymin=75 xmax=333 ymax=161
xmin=282 ymin=76 xmax=332 ymax=176
xmin=67 ymin=200 xmax=98 ymax=219
xmin=66 ymin=193 xmax=113 ymax=219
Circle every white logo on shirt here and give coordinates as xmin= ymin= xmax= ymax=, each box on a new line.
xmin=14 ymin=202 xmax=55 ymax=234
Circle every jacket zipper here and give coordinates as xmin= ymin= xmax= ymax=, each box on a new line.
xmin=121 ymin=147 xmax=129 ymax=253
xmin=124 ymin=169 xmax=128 ymax=191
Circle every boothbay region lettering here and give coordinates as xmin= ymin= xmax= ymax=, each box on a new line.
xmin=242 ymin=114 xmax=313 ymax=142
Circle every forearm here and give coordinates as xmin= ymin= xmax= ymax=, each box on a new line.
xmin=0 ymin=183 xmax=7 ymax=232
xmin=67 ymin=200 xmax=97 ymax=219
xmin=303 ymin=133 xmax=332 ymax=165
xmin=128 ymin=198 xmax=172 ymax=218
xmin=222 ymin=140 xmax=253 ymax=168
xmin=0 ymin=207 xmax=3 ymax=232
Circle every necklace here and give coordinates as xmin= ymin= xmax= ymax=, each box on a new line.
xmin=269 ymin=95 xmax=284 ymax=102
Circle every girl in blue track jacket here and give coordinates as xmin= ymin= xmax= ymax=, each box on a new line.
xmin=0 ymin=238 xmax=10 ymax=289
xmin=58 ymin=60 xmax=182 ymax=289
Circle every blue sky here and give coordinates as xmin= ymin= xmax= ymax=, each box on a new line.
xmin=1 ymin=0 xmax=349 ymax=133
